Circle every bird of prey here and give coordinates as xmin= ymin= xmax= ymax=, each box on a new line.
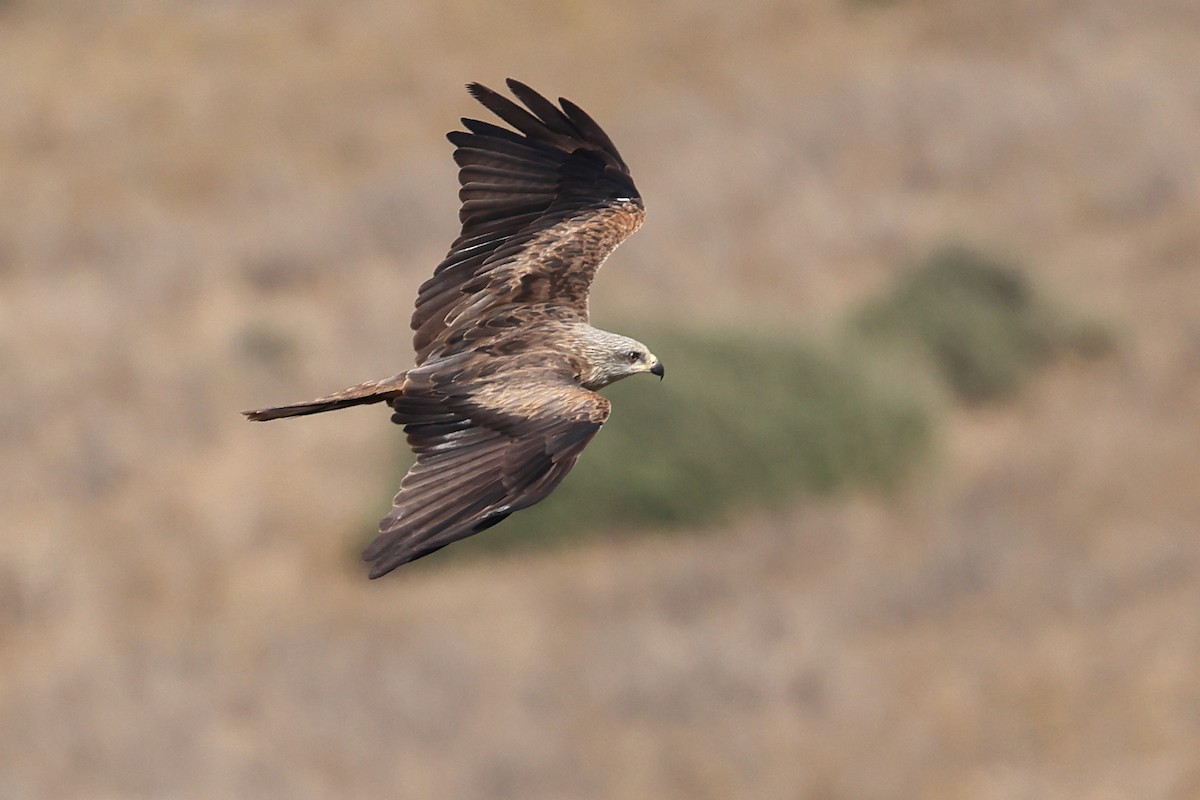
xmin=244 ymin=79 xmax=662 ymax=578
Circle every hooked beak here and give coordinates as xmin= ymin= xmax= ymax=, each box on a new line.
xmin=649 ymin=359 xmax=665 ymax=380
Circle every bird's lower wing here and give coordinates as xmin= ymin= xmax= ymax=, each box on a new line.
xmin=362 ymin=376 xmax=610 ymax=578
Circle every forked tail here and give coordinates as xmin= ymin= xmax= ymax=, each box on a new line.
xmin=243 ymin=374 xmax=407 ymax=421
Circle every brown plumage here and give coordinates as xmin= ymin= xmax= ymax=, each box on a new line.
xmin=244 ymin=79 xmax=662 ymax=578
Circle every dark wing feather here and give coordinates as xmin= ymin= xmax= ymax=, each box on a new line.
xmin=361 ymin=365 xmax=611 ymax=578
xmin=412 ymin=79 xmax=645 ymax=364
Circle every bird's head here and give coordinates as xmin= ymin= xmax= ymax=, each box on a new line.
xmin=577 ymin=328 xmax=664 ymax=390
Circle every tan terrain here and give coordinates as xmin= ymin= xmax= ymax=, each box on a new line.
xmin=1 ymin=0 xmax=1198 ymax=797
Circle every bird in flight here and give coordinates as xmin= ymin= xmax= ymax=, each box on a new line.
xmin=244 ymin=79 xmax=662 ymax=578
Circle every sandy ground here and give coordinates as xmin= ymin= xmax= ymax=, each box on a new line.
xmin=2 ymin=0 xmax=1199 ymax=797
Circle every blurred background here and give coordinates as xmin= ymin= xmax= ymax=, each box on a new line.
xmin=2 ymin=0 xmax=1199 ymax=797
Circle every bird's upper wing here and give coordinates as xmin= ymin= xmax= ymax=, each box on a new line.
xmin=361 ymin=359 xmax=611 ymax=578
xmin=411 ymin=78 xmax=645 ymax=364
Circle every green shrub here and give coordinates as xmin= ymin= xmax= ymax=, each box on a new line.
xmin=852 ymin=245 xmax=1112 ymax=403
xmin=364 ymin=244 xmax=1113 ymax=562
xmin=380 ymin=328 xmax=933 ymax=558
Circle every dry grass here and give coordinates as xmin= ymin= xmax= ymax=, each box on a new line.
xmin=3 ymin=0 xmax=1200 ymax=797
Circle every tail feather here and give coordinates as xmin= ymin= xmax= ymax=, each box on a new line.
xmin=243 ymin=374 xmax=407 ymax=421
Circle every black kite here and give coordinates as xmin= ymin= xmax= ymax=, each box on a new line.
xmin=245 ymin=79 xmax=662 ymax=578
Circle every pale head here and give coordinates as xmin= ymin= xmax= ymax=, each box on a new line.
xmin=572 ymin=326 xmax=664 ymax=390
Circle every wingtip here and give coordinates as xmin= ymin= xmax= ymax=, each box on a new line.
xmin=363 ymin=551 xmax=398 ymax=580
xmin=465 ymin=81 xmax=492 ymax=100
xmin=469 ymin=78 xmax=548 ymax=111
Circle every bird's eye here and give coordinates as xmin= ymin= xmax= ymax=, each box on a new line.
xmin=627 ymin=350 xmax=640 ymax=363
